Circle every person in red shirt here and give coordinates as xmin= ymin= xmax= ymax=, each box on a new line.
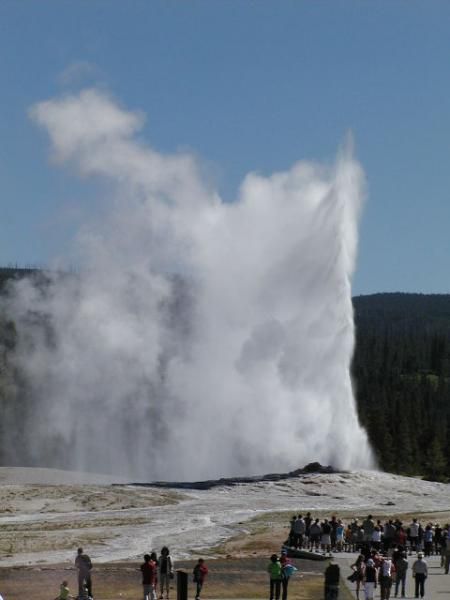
xmin=141 ymin=554 xmax=157 ymax=600
xmin=280 ymin=550 xmax=290 ymax=600
xmin=193 ymin=558 xmax=208 ymax=600
xmin=280 ymin=549 xmax=301 ymax=600
xmin=394 ymin=527 xmax=407 ymax=548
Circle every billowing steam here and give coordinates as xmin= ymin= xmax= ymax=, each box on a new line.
xmin=3 ymin=89 xmax=373 ymax=479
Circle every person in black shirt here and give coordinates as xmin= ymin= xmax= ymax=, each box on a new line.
xmin=75 ymin=547 xmax=93 ymax=599
xmin=324 ymin=560 xmax=340 ymax=600
xmin=158 ymin=546 xmax=174 ymax=600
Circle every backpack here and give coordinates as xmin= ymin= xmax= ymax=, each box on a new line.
xmin=325 ymin=564 xmax=340 ymax=585
xmin=282 ymin=564 xmax=297 ymax=578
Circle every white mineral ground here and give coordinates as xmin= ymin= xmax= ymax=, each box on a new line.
xmin=0 ymin=467 xmax=449 ymax=567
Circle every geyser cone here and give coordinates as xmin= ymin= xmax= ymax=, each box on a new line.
xmin=2 ymin=89 xmax=374 ymax=480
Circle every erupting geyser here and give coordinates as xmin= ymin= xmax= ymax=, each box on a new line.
xmin=3 ymin=89 xmax=374 ymax=479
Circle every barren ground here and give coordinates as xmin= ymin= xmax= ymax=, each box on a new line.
xmin=0 ymin=467 xmax=448 ymax=600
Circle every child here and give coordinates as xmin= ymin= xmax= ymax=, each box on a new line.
xmin=141 ymin=553 xmax=157 ymax=600
xmin=54 ymin=581 xmax=73 ymax=600
xmin=150 ymin=552 xmax=159 ymax=593
xmin=193 ymin=558 xmax=208 ymax=600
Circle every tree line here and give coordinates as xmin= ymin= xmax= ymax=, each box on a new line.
xmin=352 ymin=293 xmax=450 ymax=480
xmin=1 ymin=269 xmax=449 ymax=480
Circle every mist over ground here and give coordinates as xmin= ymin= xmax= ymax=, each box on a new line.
xmin=2 ymin=89 xmax=373 ymax=480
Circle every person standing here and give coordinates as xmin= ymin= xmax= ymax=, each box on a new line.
xmin=434 ymin=523 xmax=443 ymax=556
xmin=330 ymin=516 xmax=338 ymax=551
xmin=363 ymin=558 xmax=378 ymax=600
xmin=150 ymin=553 xmax=159 ymax=593
xmin=336 ymin=520 xmax=345 ymax=553
xmin=293 ymin=515 xmax=306 ymax=549
xmin=394 ymin=552 xmax=408 ymax=598
xmin=394 ymin=527 xmax=407 ymax=549
xmin=193 ymin=558 xmax=208 ymax=600
xmin=288 ymin=515 xmax=296 ymax=547
xmin=383 ymin=520 xmax=396 ymax=552
xmin=423 ymin=525 xmax=433 ymax=557
xmin=158 ymin=546 xmax=173 ymax=600
xmin=280 ymin=549 xmax=290 ymax=600
xmin=350 ymin=554 xmax=365 ymax=600
xmin=309 ymin=518 xmax=322 ymax=552
xmin=321 ymin=519 xmax=332 ymax=555
xmin=267 ymin=554 xmax=282 ymax=600
xmin=141 ymin=553 xmax=157 ymax=600
xmin=362 ymin=515 xmax=375 ymax=549
xmin=279 ymin=549 xmax=300 ymax=600
xmin=409 ymin=519 xmax=420 ymax=554
xmin=324 ymin=560 xmax=340 ymax=600
xmin=412 ymin=552 xmax=428 ymax=599
xmin=75 ymin=547 xmax=93 ymax=599
xmin=304 ymin=512 xmax=312 ymax=547
xmin=379 ymin=556 xmax=394 ymax=600
xmin=443 ymin=526 xmax=450 ymax=573
xmin=371 ymin=527 xmax=382 ymax=552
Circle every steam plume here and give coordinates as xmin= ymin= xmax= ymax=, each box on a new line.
xmin=4 ymin=89 xmax=373 ymax=479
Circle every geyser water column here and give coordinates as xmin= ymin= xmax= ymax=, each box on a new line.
xmin=4 ymin=89 xmax=374 ymax=479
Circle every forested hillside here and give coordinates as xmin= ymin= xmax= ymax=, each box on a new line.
xmin=353 ymin=293 xmax=450 ymax=480
xmin=1 ymin=268 xmax=449 ymax=479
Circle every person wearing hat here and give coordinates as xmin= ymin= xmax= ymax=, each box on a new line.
xmin=280 ymin=549 xmax=290 ymax=600
xmin=412 ymin=552 xmax=428 ymax=598
xmin=324 ymin=559 xmax=340 ymax=600
xmin=279 ymin=549 xmax=300 ymax=600
xmin=363 ymin=558 xmax=378 ymax=600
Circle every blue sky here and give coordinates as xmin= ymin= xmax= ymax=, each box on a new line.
xmin=1 ymin=1 xmax=449 ymax=295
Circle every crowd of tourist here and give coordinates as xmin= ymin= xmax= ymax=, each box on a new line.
xmin=287 ymin=513 xmax=450 ymax=560
xmin=287 ymin=513 xmax=450 ymax=599
xmin=348 ymin=548 xmax=431 ymax=599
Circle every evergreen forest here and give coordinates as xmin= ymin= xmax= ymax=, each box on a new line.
xmin=1 ymin=268 xmax=449 ymax=480
xmin=353 ymin=293 xmax=450 ymax=480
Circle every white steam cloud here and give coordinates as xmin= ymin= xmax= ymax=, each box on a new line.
xmin=5 ymin=89 xmax=373 ymax=480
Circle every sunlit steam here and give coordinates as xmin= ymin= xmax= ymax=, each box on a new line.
xmin=3 ymin=89 xmax=373 ymax=479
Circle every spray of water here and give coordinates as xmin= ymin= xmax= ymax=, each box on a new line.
xmin=3 ymin=89 xmax=373 ymax=479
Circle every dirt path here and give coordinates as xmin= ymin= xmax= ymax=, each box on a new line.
xmin=0 ymin=557 xmax=327 ymax=600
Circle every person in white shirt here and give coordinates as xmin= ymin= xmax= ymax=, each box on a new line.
xmin=371 ymin=526 xmax=382 ymax=551
xmin=379 ymin=557 xmax=393 ymax=600
xmin=412 ymin=553 xmax=428 ymax=598
xmin=409 ymin=519 xmax=420 ymax=553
